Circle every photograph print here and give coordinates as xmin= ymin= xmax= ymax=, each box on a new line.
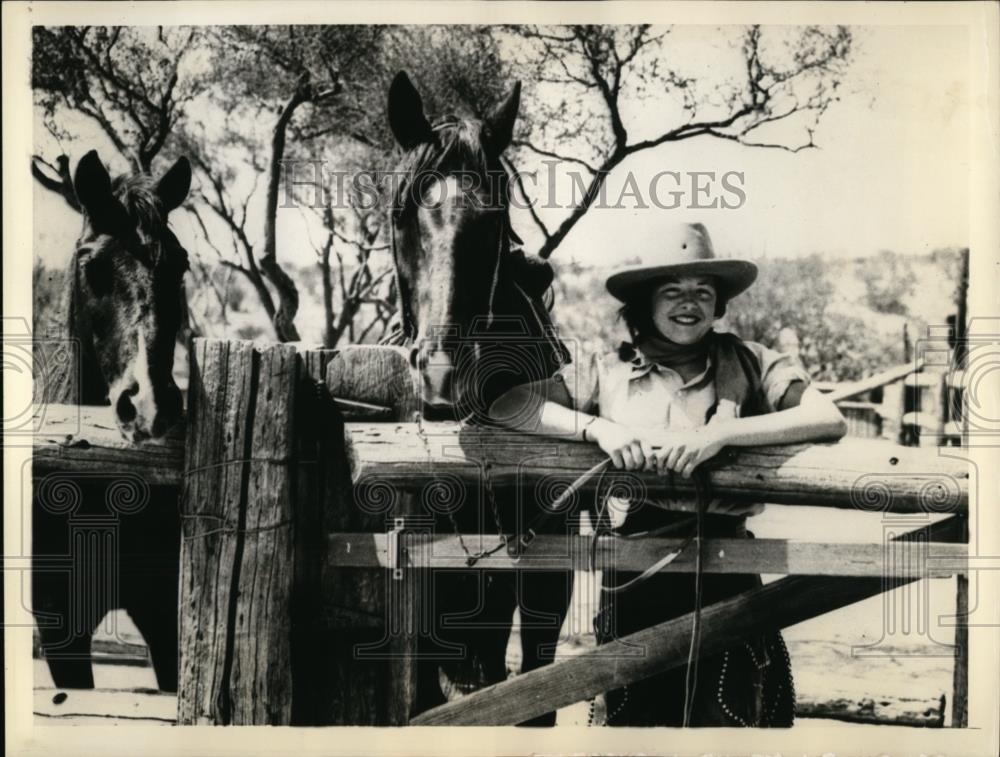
xmin=6 ymin=2 xmax=1000 ymax=756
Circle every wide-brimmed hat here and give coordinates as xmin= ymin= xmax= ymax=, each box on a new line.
xmin=605 ymin=222 xmax=758 ymax=302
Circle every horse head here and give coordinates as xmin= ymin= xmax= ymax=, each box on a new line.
xmin=387 ymin=71 xmax=525 ymax=413
xmin=70 ymin=150 xmax=191 ymax=441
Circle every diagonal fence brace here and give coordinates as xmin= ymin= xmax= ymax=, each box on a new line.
xmin=411 ymin=514 xmax=965 ymax=726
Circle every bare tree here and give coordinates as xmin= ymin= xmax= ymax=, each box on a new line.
xmin=173 ymin=26 xmax=396 ymax=342
xmin=503 ymin=25 xmax=853 ymax=258
xmin=307 ymin=204 xmax=394 ymax=348
xmin=32 ymin=27 xmax=203 ymax=179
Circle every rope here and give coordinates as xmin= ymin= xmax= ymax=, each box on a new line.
xmin=586 ymin=460 xmax=713 ymax=727
xmin=499 ymin=457 xmax=611 ymax=564
xmin=682 ymin=468 xmax=711 ymax=727
xmin=599 ymin=532 xmax=697 ymax=595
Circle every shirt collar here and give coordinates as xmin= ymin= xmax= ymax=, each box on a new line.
xmin=628 ymin=346 xmax=713 ymax=389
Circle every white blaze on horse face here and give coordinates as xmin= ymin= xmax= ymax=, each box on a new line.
xmin=108 ymin=324 xmax=157 ymax=440
xmin=131 ymin=325 xmax=157 ymax=429
xmin=414 ymin=176 xmax=461 ymax=336
xmin=412 ymin=175 xmax=472 ymax=407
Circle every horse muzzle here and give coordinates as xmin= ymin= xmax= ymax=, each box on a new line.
xmin=413 ymin=338 xmax=475 ymax=413
xmin=114 ymin=382 xmax=183 ymax=442
xmin=416 ymin=357 xmax=457 ymax=410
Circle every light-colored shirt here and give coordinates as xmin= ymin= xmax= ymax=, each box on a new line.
xmin=553 ymin=335 xmax=811 ymax=520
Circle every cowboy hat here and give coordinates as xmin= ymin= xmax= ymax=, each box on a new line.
xmin=605 ymin=222 xmax=758 ymax=302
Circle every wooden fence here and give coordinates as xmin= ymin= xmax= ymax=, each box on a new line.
xmin=32 ymin=338 xmax=971 ymax=727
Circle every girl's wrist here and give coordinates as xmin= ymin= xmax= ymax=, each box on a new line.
xmin=580 ymin=414 xmax=600 ymax=442
xmin=706 ymin=422 xmax=737 ymax=452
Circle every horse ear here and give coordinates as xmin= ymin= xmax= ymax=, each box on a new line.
xmin=388 ymin=71 xmax=434 ymax=150
xmin=73 ymin=150 xmax=130 ymax=234
xmin=156 ymin=156 xmax=192 ymax=213
xmin=484 ymin=81 xmax=521 ymax=157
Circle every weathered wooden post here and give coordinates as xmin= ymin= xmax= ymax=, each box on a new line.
xmin=903 ymin=370 xmax=946 ymax=447
xmin=177 ymin=338 xmax=303 ymax=725
xmin=879 ymin=379 xmax=905 ymax=443
xmin=949 ymin=247 xmax=970 ymax=728
xmin=176 ymin=338 xmax=422 ymax=725
xmin=317 ymin=345 xmax=422 ymax=725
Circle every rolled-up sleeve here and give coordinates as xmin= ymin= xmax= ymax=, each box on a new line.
xmin=552 ymin=350 xmax=601 ymax=414
xmin=754 ymin=344 xmax=811 ymax=411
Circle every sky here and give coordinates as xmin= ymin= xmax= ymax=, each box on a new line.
xmin=33 ymin=24 xmax=971 ymax=271
xmin=525 ymin=25 xmax=972 ymax=268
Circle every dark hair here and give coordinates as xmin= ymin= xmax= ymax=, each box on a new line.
xmin=617 ymin=275 xmax=728 ymax=341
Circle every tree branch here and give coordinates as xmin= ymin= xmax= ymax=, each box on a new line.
xmin=31 ymin=155 xmax=81 ymax=212
xmin=501 ymin=156 xmax=551 ymax=242
xmin=512 ymin=139 xmax=597 ymax=173
xmin=575 ymin=26 xmax=629 ymax=148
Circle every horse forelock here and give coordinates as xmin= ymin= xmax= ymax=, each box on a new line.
xmin=392 ymin=116 xmax=510 ymax=223
xmin=111 ymin=174 xmax=166 ymax=239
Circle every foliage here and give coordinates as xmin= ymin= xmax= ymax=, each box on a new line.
xmin=722 ymin=255 xmax=905 ymax=381
xmin=855 ymin=250 xmax=917 ymax=316
xmin=501 ymin=25 xmax=853 ymax=258
xmin=33 ymin=27 xmax=206 ymax=171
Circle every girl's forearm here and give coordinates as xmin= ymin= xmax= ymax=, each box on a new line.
xmin=711 ymin=400 xmax=847 ymax=448
xmin=489 ymin=384 xmax=598 ymax=440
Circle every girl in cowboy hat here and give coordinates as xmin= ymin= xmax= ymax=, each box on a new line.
xmin=490 ymin=222 xmax=846 ymax=727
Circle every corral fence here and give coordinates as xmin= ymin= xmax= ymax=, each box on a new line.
xmin=32 ymin=337 xmax=971 ymax=727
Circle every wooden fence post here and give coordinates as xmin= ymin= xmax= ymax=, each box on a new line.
xmin=949 ymin=248 xmax=970 ymax=727
xmin=316 ymin=345 xmax=421 ymax=725
xmin=289 ymin=346 xmax=337 ymax=725
xmin=177 ymin=338 xmax=301 ymax=725
xmin=880 ymin=380 xmax=904 ymax=443
xmin=952 ymin=546 xmax=970 ymax=727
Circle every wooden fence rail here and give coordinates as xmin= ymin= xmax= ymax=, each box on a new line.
xmin=33 ymin=411 xmax=968 ymax=515
xmin=327 ymin=532 xmax=966 ymax=577
xmin=825 ymin=361 xmax=923 ymax=403
xmin=30 ymin=338 xmax=972 ymax=727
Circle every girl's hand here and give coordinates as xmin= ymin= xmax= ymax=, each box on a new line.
xmin=588 ymin=418 xmax=654 ymax=471
xmin=645 ymin=427 xmax=728 ymax=478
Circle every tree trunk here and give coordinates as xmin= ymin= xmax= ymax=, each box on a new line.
xmin=320 ymin=238 xmax=336 ymax=348
xmin=261 ymin=78 xmax=310 ymax=342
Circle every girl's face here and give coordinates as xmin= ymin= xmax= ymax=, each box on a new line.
xmin=650 ymin=276 xmax=718 ymax=344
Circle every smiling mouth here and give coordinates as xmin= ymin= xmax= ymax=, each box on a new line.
xmin=670 ymin=314 xmax=701 ymax=326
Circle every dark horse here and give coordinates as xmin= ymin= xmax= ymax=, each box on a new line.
xmin=386 ymin=72 xmax=573 ymax=724
xmin=33 ymin=150 xmax=190 ymax=690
